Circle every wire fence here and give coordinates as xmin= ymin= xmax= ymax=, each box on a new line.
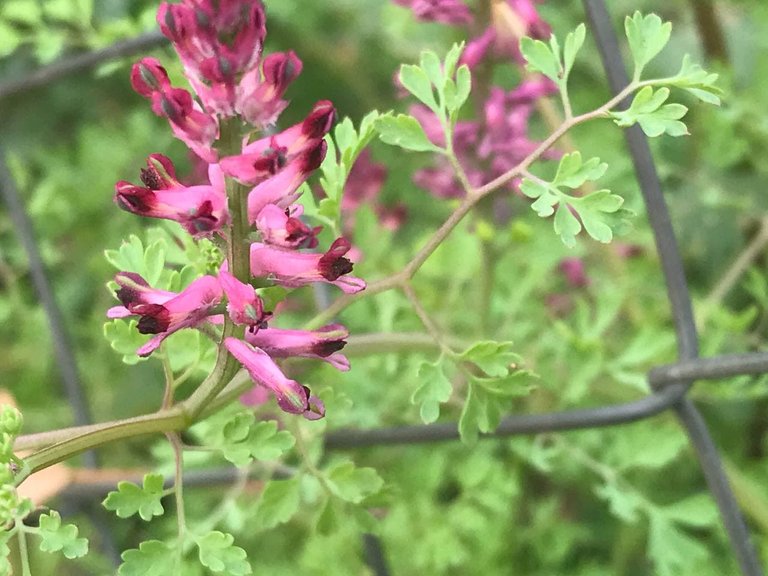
xmin=0 ymin=1 xmax=765 ymax=575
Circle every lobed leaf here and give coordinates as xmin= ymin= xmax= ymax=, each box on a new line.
xmin=119 ymin=541 xmax=175 ymax=576
xmin=37 ymin=511 xmax=88 ymax=559
xmin=412 ymin=361 xmax=453 ymax=424
xmin=625 ymin=12 xmax=671 ymax=79
xmin=103 ymin=473 xmax=165 ymax=521
xmin=196 ymin=531 xmax=252 ymax=575
xmin=375 ymin=114 xmax=443 ymax=152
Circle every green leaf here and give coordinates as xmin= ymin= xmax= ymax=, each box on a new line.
xmin=325 ymin=461 xmax=384 ymax=504
xmin=552 ymin=152 xmax=608 ymax=189
xmin=458 ymin=382 xmax=485 ymax=445
xmin=375 ymin=114 xmax=442 ymax=152
xmin=400 ymin=64 xmax=439 ymax=112
xmin=119 ymin=541 xmax=175 ymax=576
xmin=520 ymin=36 xmax=561 ymax=83
xmin=563 ymin=23 xmax=586 ymax=77
xmin=648 ymin=511 xmax=709 ymax=576
xmin=104 ymin=236 xmax=166 ymax=285
xmin=625 ymin=12 xmax=671 ymax=79
xmin=458 ymin=341 xmax=520 ymax=378
xmin=554 ymin=204 xmax=582 ymax=248
xmin=443 ymin=42 xmax=464 ymax=79
xmin=667 ymin=54 xmax=722 ymax=105
xmin=103 ymin=473 xmax=165 ymax=521
xmin=451 ymin=64 xmax=472 ymax=114
xmin=573 ymin=190 xmax=625 ymax=243
xmin=37 ymin=511 xmax=88 ymax=559
xmin=253 ymin=477 xmax=302 ymax=531
xmin=202 ymin=412 xmax=295 ymax=467
xmin=411 ymin=361 xmax=453 ymax=424
xmin=612 ymin=86 xmax=688 ymax=137
xmin=420 ymin=50 xmax=443 ymax=89
xmin=662 ymin=494 xmax=719 ymax=528
xmin=103 ymin=319 xmax=147 ymax=365
xmin=594 ymin=480 xmax=642 ymax=523
xmin=196 ymin=531 xmax=252 ymax=575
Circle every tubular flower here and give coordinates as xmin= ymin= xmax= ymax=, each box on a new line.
xmin=245 ymin=324 xmax=350 ymax=371
xmin=236 ymin=51 xmax=304 ymax=128
xmin=255 ymin=204 xmax=321 ymax=249
xmin=158 ymin=0 xmax=267 ymax=116
xmin=249 ymin=238 xmax=366 ymax=294
xmin=107 ymin=272 xmax=177 ymax=319
xmin=119 ymin=275 xmax=223 ymax=357
xmin=224 ymin=337 xmax=325 ymax=419
xmin=220 ymin=100 xmax=335 ymax=184
xmin=115 ymin=154 xmax=228 ymax=236
xmin=131 ymin=58 xmax=219 ymax=161
xmin=217 ymin=270 xmax=271 ymax=329
xmin=392 ymin=0 xmax=473 ymax=25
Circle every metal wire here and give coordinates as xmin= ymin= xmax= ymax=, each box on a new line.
xmin=1 ymin=2 xmax=767 ymax=575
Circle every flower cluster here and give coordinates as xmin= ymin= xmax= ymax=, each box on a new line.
xmin=111 ymin=0 xmax=365 ymax=420
xmin=394 ymin=0 xmax=556 ymax=199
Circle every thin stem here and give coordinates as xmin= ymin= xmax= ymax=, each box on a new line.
xmin=402 ymin=284 xmax=454 ymax=358
xmin=169 ymin=433 xmax=186 ymax=573
xmin=699 ymin=216 xmax=768 ymax=327
xmin=161 ymin=349 xmax=175 ymax=410
xmin=16 ymin=525 xmax=32 ymax=576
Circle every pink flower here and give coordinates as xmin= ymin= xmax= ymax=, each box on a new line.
xmin=107 ymin=272 xmax=176 ymax=319
xmin=249 ymin=238 xmax=366 ymax=294
xmin=112 ymin=274 xmax=223 ymax=357
xmin=217 ymin=270 xmax=271 ymax=329
xmin=255 ymin=204 xmax=321 ymax=249
xmin=220 ymin=100 xmax=335 ymax=184
xmin=158 ymin=0 xmax=267 ymax=116
xmin=246 ymin=140 xmax=327 ymax=222
xmin=115 ymin=154 xmax=228 ymax=237
xmin=131 ymin=58 xmax=219 ymax=161
xmin=245 ymin=324 xmax=349 ymax=371
xmin=393 ymin=0 xmax=473 ymax=25
xmin=559 ymin=258 xmax=589 ymax=288
xmin=236 ymin=51 xmax=303 ymax=128
xmin=224 ymin=337 xmax=325 ymax=419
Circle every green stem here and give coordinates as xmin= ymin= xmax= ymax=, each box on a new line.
xmin=169 ymin=433 xmax=186 ymax=573
xmin=16 ymin=525 xmax=31 ymax=576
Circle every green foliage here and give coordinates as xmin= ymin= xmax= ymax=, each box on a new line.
xmin=376 ymin=43 xmax=471 ymax=152
xmin=325 ymin=461 xmax=384 ymax=504
xmin=521 ymin=152 xmax=633 ymax=247
xmin=103 ymin=473 xmax=165 ymax=521
xmin=624 ymin=12 xmax=671 ymax=81
xmin=194 ymin=411 xmax=295 ymax=467
xmin=611 ymin=86 xmax=689 ymax=137
xmin=411 ymin=360 xmax=453 ymax=423
xmin=315 ymin=110 xmax=382 ymax=230
xmin=252 ymin=477 xmax=302 ymax=531
xmin=37 ymin=511 xmax=89 ymax=559
xmin=119 ymin=541 xmax=176 ymax=576
xmin=195 ymin=531 xmax=251 ymax=575
xmin=375 ymin=113 xmax=441 ymax=152
xmin=520 ymin=23 xmax=586 ymax=111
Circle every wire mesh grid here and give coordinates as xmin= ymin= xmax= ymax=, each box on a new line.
xmin=0 ymin=1 xmax=765 ymax=575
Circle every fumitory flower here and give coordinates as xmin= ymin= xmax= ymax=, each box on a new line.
xmin=218 ymin=271 xmax=271 ymax=330
xmin=245 ymin=324 xmax=350 ymax=371
xmin=158 ymin=0 xmax=267 ymax=116
xmin=131 ymin=57 xmax=219 ymax=161
xmin=255 ymin=204 xmax=321 ymax=249
xmin=111 ymin=274 xmax=223 ymax=357
xmin=114 ymin=153 xmax=228 ymax=236
xmin=107 ymin=272 xmax=176 ymax=319
xmin=225 ymin=337 xmax=325 ymax=419
xmin=392 ymin=0 xmax=473 ymax=25
xmin=249 ymin=238 xmax=366 ymax=294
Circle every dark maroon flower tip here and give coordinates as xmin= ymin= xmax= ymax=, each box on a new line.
xmin=140 ymin=154 xmax=177 ymax=190
xmin=185 ymin=200 xmax=220 ymax=234
xmin=131 ymin=58 xmax=169 ymax=97
xmin=302 ymin=100 xmax=336 ymax=138
xmin=135 ymin=304 xmax=171 ymax=334
xmin=318 ymin=238 xmax=354 ymax=281
xmin=311 ymin=339 xmax=347 ymax=357
xmin=300 ymin=140 xmax=327 ymax=173
xmin=114 ymin=272 xmax=151 ymax=307
xmin=285 ymin=217 xmax=320 ymax=249
xmin=115 ymin=182 xmax=156 ymax=214
xmin=262 ymin=51 xmax=303 ymax=89
xmin=253 ymin=145 xmax=287 ymax=175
